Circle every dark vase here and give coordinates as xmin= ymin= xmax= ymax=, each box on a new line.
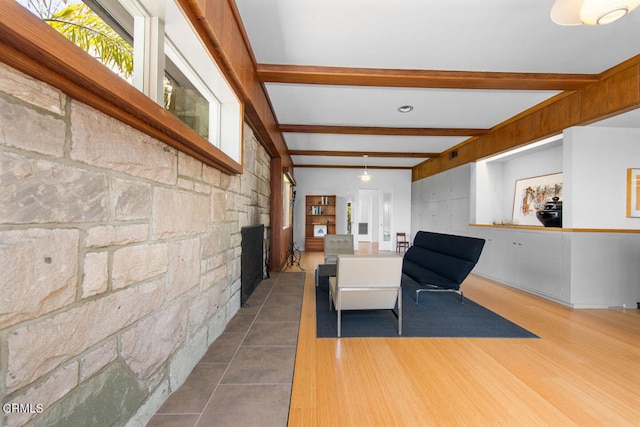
xmin=536 ymin=197 xmax=562 ymax=227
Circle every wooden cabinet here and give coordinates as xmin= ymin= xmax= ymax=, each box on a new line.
xmin=305 ymin=195 xmax=336 ymax=251
xmin=470 ymin=226 xmax=564 ymax=302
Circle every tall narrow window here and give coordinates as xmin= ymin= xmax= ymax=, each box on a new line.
xmin=283 ymin=174 xmax=293 ymax=228
xmin=164 ymin=57 xmax=211 ymax=141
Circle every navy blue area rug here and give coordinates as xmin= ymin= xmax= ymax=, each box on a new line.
xmin=316 ymin=276 xmax=538 ymax=339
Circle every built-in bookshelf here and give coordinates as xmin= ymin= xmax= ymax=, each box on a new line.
xmin=305 ymin=194 xmax=336 ymax=251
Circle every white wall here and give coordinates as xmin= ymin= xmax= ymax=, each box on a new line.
xmin=500 ymin=145 xmax=563 ymax=222
xmin=410 ymin=164 xmax=472 ymax=237
xmin=466 ymin=126 xmax=640 ymax=307
xmin=293 ymin=168 xmax=412 ymax=250
xmin=564 ymin=126 xmax=640 ymax=229
xmin=473 ymin=143 xmax=563 ymax=225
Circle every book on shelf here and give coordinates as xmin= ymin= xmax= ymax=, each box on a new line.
xmin=309 ymin=206 xmax=325 ymax=215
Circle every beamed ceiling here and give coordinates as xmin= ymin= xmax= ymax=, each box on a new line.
xmin=233 ymin=0 xmax=640 ymax=171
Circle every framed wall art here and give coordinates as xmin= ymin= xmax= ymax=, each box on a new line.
xmin=313 ymin=224 xmax=327 ymax=237
xmin=627 ymin=168 xmax=640 ymax=218
xmin=512 ymin=172 xmax=563 ymax=226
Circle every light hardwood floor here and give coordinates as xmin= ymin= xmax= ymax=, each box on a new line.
xmin=288 ymin=249 xmax=640 ymax=426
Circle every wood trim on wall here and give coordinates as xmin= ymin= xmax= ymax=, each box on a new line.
xmin=294 ymin=164 xmax=413 ymax=170
xmin=180 ymin=0 xmax=300 ymax=271
xmin=470 ymin=224 xmax=640 ymax=233
xmin=412 ymin=55 xmax=640 ymax=181
xmin=269 ymin=158 xmax=287 ymax=271
xmin=181 ymin=0 xmax=292 ymax=168
xmin=0 ymin=1 xmax=242 ymax=175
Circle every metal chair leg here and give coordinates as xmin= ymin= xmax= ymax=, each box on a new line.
xmin=397 ymin=288 xmax=402 ymax=335
xmin=337 ymin=291 xmax=342 ymax=338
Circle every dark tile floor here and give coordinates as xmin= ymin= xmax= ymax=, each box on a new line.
xmin=147 ymin=271 xmax=305 ymax=427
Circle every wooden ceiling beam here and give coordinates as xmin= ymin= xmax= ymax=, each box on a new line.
xmin=294 ymin=164 xmax=414 ymax=170
xmin=279 ymin=124 xmax=487 ymax=137
xmin=257 ymin=64 xmax=598 ymax=90
xmin=288 ymin=150 xmax=435 ymax=158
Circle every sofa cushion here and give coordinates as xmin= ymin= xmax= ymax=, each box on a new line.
xmin=403 ymin=246 xmax=476 ymax=285
xmin=412 ymin=231 xmax=484 ymax=263
xmin=402 ymin=259 xmax=459 ymax=290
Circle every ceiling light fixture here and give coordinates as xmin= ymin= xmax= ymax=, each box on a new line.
xmin=397 ymin=105 xmax=414 ymax=113
xmin=358 ymin=155 xmax=373 ymax=182
xmin=551 ymin=0 xmax=640 ymax=25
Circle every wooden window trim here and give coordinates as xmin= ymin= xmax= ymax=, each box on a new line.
xmin=0 ymin=1 xmax=242 ymax=175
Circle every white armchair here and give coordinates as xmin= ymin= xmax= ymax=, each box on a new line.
xmin=328 ymin=254 xmax=403 ymax=337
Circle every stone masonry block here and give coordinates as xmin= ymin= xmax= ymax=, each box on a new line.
xmin=82 ymin=251 xmax=109 ymax=298
xmin=0 ymin=228 xmax=78 ymax=329
xmin=200 ymin=232 xmax=218 ymax=259
xmin=220 ymin=173 xmax=230 ymax=189
xmin=0 ymin=62 xmax=65 ymax=115
xmin=0 ymin=96 xmax=66 ymax=157
xmin=240 ymin=172 xmax=255 ymax=199
xmin=124 ymin=379 xmax=170 ymax=427
xmin=242 ymin=149 xmax=256 ymax=180
xmin=167 ymin=238 xmax=201 ymax=300
xmin=207 ymin=310 xmax=227 ymax=346
xmin=238 ymin=211 xmax=249 ymax=229
xmin=112 ymin=243 xmax=168 ymax=290
xmin=188 ymin=283 xmax=221 ymax=333
xmin=6 ymin=280 xmax=164 ymax=392
xmin=194 ymin=181 xmax=210 ymax=195
xmin=212 ymin=189 xmax=226 ymax=222
xmin=228 ymin=175 xmax=240 ymax=193
xmin=177 ymin=177 xmax=194 ymax=191
xmin=213 ymin=223 xmax=231 ymax=253
xmin=169 ymin=327 xmax=208 ymax=393
xmin=3 ymin=362 xmax=78 ymax=427
xmin=178 ymin=151 xmax=202 ymax=180
xmin=260 ymin=213 xmax=271 ymax=227
xmin=0 ymin=152 xmax=108 ymax=224
xmin=112 ymin=177 xmax=151 ymax=220
xmin=206 ymin=265 xmax=228 ymax=291
xmin=80 ymin=339 xmax=118 ymax=382
xmin=85 ymin=224 xmax=148 ymax=248
xmin=227 ymin=257 xmax=241 ymax=285
xmin=153 ymin=187 xmax=210 ymax=239
xmin=70 ymin=102 xmax=177 ymax=184
xmin=28 ymin=362 xmax=146 ymax=427
xmin=121 ymin=300 xmax=188 ymax=380
xmin=202 ymin=164 xmax=222 ymax=187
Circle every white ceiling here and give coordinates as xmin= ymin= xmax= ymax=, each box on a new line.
xmin=234 ymin=0 xmax=640 ymax=168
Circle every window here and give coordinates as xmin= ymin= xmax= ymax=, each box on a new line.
xmin=283 ymin=174 xmax=293 ymax=229
xmin=18 ymin=0 xmax=134 ymax=82
xmin=162 ymin=0 xmax=240 ymax=160
xmin=16 ymin=0 xmax=242 ymax=166
xmin=164 ymin=54 xmax=216 ymax=142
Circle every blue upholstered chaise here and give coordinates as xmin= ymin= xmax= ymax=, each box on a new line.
xmin=402 ymin=231 xmax=485 ymax=303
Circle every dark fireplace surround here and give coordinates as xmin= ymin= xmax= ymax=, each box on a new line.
xmin=241 ymin=224 xmax=265 ymax=306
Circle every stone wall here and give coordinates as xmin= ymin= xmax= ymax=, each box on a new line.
xmin=0 ymin=62 xmax=271 ymax=427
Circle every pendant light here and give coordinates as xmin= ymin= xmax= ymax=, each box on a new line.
xmin=358 ymin=155 xmax=373 ymax=182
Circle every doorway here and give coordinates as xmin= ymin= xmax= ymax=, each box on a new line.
xmin=357 ymin=189 xmax=374 ymax=242
xmin=356 ymin=189 xmax=394 ymax=251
